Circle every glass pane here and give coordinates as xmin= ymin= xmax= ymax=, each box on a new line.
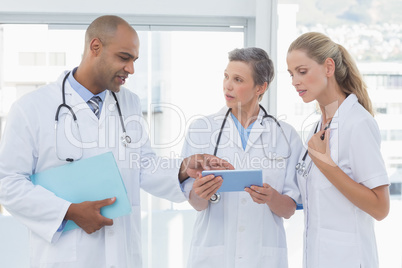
xmin=278 ymin=1 xmax=402 ymax=267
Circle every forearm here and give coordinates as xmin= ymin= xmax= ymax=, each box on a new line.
xmin=64 ymin=203 xmax=79 ymax=221
xmin=318 ymin=164 xmax=390 ymax=220
xmin=266 ymin=193 xmax=296 ymax=219
xmin=178 ymin=160 xmax=190 ymax=183
xmin=188 ymin=190 xmax=209 ymax=211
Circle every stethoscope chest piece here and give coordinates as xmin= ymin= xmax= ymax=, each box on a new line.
xmin=56 ymin=71 xmax=133 ymax=161
xmin=207 ymin=105 xmax=291 ymax=204
xmin=121 ymin=133 xmax=131 ymax=147
xmin=295 ymin=120 xmax=328 ymax=178
xmin=210 ymin=193 xmax=221 ymax=204
xmin=295 ymin=162 xmax=306 ymax=175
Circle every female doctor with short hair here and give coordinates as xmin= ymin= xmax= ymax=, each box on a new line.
xmin=181 ymin=47 xmax=302 ymax=268
xmin=287 ymin=32 xmax=390 ymax=268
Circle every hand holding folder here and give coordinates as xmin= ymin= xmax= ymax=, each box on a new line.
xmin=30 ymin=152 xmax=131 ymax=231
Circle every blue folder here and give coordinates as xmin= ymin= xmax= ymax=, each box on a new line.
xmin=201 ymin=169 xmax=263 ymax=192
xmin=30 ymin=152 xmax=131 ymax=231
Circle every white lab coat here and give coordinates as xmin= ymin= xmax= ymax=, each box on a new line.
xmin=181 ymin=107 xmax=302 ymax=268
xmin=0 ymin=71 xmax=186 ymax=268
xmin=297 ymin=94 xmax=389 ymax=268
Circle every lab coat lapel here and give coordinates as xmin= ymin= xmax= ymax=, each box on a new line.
xmin=331 ymin=93 xmax=357 ymax=131
xmin=322 ymin=94 xmax=357 ymax=165
xmin=317 ymin=95 xmax=358 ymax=145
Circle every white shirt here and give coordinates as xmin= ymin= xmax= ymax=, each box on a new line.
xmin=297 ymin=94 xmax=389 ymax=268
xmin=182 ymin=107 xmax=302 ymax=268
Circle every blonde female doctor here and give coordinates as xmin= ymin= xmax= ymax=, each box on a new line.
xmin=287 ymin=32 xmax=390 ymax=268
xmin=181 ymin=47 xmax=302 ymax=268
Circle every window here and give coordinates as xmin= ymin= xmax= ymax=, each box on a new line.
xmin=388 ymin=75 xmax=402 ymax=88
xmin=134 ymin=29 xmax=244 ymax=267
xmin=380 ymin=129 xmax=388 ymax=141
xmin=294 ymin=102 xmax=316 ymax=116
xmin=49 ymin=52 xmax=66 ymax=66
xmin=389 ymin=103 xmax=402 ymax=114
xmin=390 ymin=168 xmax=402 ymax=197
xmin=19 ymin=52 xmax=46 ymax=66
xmin=390 ymin=182 xmax=402 ymax=196
xmin=390 ymin=130 xmax=402 ymax=141
xmin=278 ymin=1 xmax=402 ymax=267
xmin=0 ymin=23 xmax=244 ymax=268
xmin=374 ymin=103 xmax=387 ymax=114
xmin=363 ymin=74 xmax=402 ymax=90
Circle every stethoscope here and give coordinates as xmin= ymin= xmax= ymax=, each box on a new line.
xmin=55 ymin=71 xmax=131 ymax=162
xmin=295 ymin=119 xmax=332 ymax=178
xmin=209 ymin=104 xmax=292 ymax=203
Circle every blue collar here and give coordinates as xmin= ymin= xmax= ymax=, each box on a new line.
xmin=230 ymin=113 xmax=256 ymax=150
xmin=67 ymin=67 xmax=106 ymax=103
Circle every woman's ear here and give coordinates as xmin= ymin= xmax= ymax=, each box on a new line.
xmin=325 ymin=57 xmax=335 ymax=77
xmin=256 ymin=81 xmax=268 ymax=97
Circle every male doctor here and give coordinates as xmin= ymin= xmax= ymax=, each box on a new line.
xmin=0 ymin=15 xmax=232 ymax=267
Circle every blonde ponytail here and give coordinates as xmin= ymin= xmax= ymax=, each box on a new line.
xmin=288 ymin=32 xmax=374 ymax=116
xmin=336 ymin=44 xmax=373 ymax=116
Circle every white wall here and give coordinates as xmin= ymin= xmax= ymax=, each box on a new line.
xmin=0 ymin=0 xmax=255 ymax=18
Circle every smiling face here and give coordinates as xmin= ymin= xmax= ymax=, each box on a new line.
xmin=223 ymin=61 xmax=265 ymax=114
xmin=94 ymin=24 xmax=140 ymax=93
xmin=286 ymin=49 xmax=329 ymax=104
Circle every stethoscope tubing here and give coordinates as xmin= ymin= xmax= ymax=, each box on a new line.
xmin=213 ymin=105 xmax=291 ymax=160
xmin=55 ymin=71 xmax=131 ymax=162
xmin=209 ymin=105 xmax=291 ymax=203
xmin=213 ymin=108 xmax=231 ymax=156
xmin=296 ymin=119 xmax=332 ymax=177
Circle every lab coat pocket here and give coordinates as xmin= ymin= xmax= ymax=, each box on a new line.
xmin=190 ymin=245 xmax=224 ymax=268
xmin=30 ymin=230 xmax=77 ymax=265
xmin=318 ymin=228 xmax=360 ymax=268
xmin=261 ymin=247 xmax=287 ymax=268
